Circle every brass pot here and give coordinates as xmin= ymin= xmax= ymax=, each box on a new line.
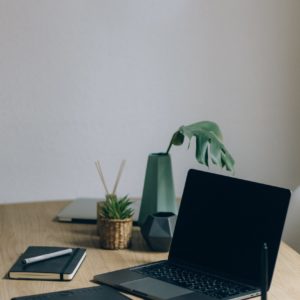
xmin=97 ymin=216 xmax=133 ymax=250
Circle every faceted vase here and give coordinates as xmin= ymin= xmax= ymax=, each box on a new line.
xmin=138 ymin=153 xmax=177 ymax=226
xmin=141 ymin=212 xmax=177 ymax=252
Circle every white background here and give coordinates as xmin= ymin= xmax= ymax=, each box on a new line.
xmin=0 ymin=0 xmax=300 ymax=203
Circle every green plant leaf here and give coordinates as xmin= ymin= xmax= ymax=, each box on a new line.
xmin=167 ymin=121 xmax=235 ymax=172
xmin=101 ymin=195 xmax=134 ymax=219
xmin=172 ymin=131 xmax=185 ymax=145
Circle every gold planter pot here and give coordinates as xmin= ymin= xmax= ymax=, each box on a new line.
xmin=98 ymin=216 xmax=133 ymax=250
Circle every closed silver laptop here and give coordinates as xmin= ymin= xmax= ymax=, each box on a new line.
xmin=57 ymin=198 xmax=140 ymax=223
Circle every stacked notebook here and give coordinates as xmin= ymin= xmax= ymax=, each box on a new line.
xmin=8 ymin=246 xmax=132 ymax=299
xmin=8 ymin=246 xmax=86 ymax=281
xmin=11 ymin=286 xmax=130 ymax=300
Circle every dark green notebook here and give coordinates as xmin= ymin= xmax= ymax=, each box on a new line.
xmin=8 ymin=246 xmax=86 ymax=281
xmin=11 ymin=285 xmax=130 ymax=300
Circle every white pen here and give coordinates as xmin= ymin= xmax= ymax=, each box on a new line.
xmin=22 ymin=248 xmax=73 ymax=265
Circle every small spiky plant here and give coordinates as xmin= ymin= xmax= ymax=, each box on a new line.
xmin=100 ymin=194 xmax=134 ymax=220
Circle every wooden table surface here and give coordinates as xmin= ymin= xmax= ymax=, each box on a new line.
xmin=0 ymin=200 xmax=300 ymax=300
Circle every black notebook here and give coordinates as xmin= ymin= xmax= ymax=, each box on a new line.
xmin=11 ymin=285 xmax=130 ymax=300
xmin=8 ymin=246 xmax=86 ymax=281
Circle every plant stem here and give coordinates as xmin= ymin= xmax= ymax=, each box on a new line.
xmin=166 ymin=134 xmax=174 ymax=154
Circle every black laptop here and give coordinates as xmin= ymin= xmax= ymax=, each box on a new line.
xmin=94 ymin=169 xmax=291 ymax=300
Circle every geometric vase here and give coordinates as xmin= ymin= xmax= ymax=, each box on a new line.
xmin=138 ymin=153 xmax=177 ymax=226
xmin=141 ymin=212 xmax=177 ymax=252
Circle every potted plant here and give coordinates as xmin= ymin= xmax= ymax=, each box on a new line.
xmin=95 ymin=160 xmax=134 ymax=249
xmin=138 ymin=121 xmax=235 ymax=225
xmin=98 ymin=194 xmax=134 ymax=250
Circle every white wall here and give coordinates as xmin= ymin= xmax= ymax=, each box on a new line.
xmin=0 ymin=0 xmax=300 ymax=203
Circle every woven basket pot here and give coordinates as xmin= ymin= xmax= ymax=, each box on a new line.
xmin=98 ymin=217 xmax=133 ymax=250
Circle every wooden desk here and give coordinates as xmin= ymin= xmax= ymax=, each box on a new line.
xmin=0 ymin=201 xmax=300 ymax=300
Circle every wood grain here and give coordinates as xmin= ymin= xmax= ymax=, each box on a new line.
xmin=0 ymin=201 xmax=299 ymax=299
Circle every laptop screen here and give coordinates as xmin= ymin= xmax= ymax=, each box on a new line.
xmin=169 ymin=169 xmax=290 ymax=287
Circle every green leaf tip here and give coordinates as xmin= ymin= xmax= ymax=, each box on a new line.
xmin=166 ymin=121 xmax=235 ymax=172
xmin=100 ymin=194 xmax=134 ymax=220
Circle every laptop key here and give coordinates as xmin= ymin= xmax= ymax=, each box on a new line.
xmin=133 ymin=262 xmax=253 ymax=299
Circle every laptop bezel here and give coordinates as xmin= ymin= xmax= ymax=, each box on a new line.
xmin=168 ymin=169 xmax=290 ymax=289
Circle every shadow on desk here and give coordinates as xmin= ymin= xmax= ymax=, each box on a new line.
xmin=64 ymin=223 xmax=151 ymax=253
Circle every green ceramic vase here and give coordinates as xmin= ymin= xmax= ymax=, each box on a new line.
xmin=138 ymin=153 xmax=177 ymax=225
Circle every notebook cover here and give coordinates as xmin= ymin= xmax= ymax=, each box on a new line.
xmin=8 ymin=246 xmax=86 ymax=281
xmin=11 ymin=285 xmax=131 ymax=300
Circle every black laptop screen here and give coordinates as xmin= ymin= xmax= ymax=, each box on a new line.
xmin=169 ymin=169 xmax=290 ymax=287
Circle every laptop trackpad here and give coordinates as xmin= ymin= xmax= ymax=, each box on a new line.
xmin=121 ymin=277 xmax=193 ymax=299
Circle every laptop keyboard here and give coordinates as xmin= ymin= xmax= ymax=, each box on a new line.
xmin=133 ymin=262 xmax=254 ymax=299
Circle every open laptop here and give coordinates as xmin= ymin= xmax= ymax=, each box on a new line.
xmin=94 ymin=169 xmax=291 ymax=300
xmin=56 ymin=198 xmax=140 ymax=224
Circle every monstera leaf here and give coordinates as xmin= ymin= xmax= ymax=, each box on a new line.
xmin=166 ymin=121 xmax=235 ymax=172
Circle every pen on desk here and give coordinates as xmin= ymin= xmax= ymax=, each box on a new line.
xmin=22 ymin=248 xmax=73 ymax=265
xmin=261 ymin=242 xmax=268 ymax=300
